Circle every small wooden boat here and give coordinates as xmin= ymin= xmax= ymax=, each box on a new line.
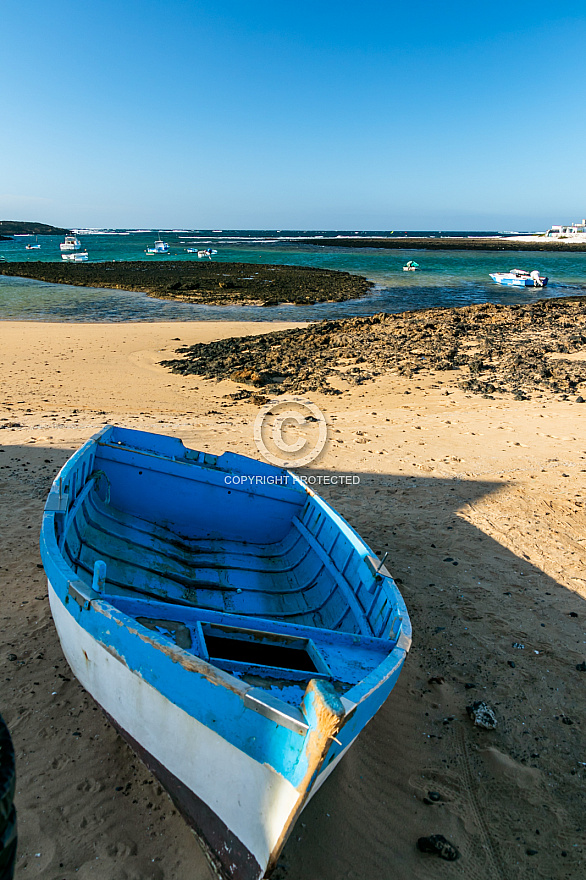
xmin=40 ymin=426 xmax=411 ymax=880
xmin=490 ymin=269 xmax=548 ymax=287
xmin=402 ymin=260 xmax=419 ymax=271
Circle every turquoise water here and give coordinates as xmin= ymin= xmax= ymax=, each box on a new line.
xmin=1 ymin=231 xmax=585 ymax=322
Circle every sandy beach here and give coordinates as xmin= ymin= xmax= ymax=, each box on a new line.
xmin=1 ymin=318 xmax=585 ymax=879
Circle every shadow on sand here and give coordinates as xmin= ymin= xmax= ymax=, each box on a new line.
xmin=1 ymin=445 xmax=583 ymax=879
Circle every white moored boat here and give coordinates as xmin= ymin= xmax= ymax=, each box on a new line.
xmin=490 ymin=269 xmax=548 ymax=287
xmin=60 ymin=234 xmax=82 ymax=252
xmin=61 ymin=251 xmax=88 ymax=262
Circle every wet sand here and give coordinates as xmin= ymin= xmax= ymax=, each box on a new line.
xmin=1 ymin=319 xmax=585 ymax=879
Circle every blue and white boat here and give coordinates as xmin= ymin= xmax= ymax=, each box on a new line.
xmin=145 ymin=234 xmax=170 ymax=254
xmin=40 ymin=426 xmax=411 ymax=880
xmin=490 ymin=269 xmax=548 ymax=287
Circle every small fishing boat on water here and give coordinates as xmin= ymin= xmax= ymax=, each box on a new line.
xmin=60 ymin=234 xmax=81 ymax=252
xmin=40 ymin=426 xmax=411 ymax=880
xmin=26 ymin=236 xmax=41 ymax=250
xmin=490 ymin=269 xmax=548 ymax=287
xmin=402 ymin=260 xmax=419 ymax=271
xmin=61 ymin=251 xmax=88 ymax=262
xmin=198 ymin=248 xmax=218 ymax=259
xmin=145 ymin=234 xmax=170 ymax=255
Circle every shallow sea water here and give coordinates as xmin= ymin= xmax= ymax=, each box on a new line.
xmin=1 ymin=231 xmax=585 ymax=322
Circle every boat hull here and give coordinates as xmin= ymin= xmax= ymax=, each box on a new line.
xmin=489 ymin=273 xmax=548 ymax=287
xmin=47 ymin=575 xmax=407 ymax=878
xmin=48 ymin=582 xmax=299 ymax=879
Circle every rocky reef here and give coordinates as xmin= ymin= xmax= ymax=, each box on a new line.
xmin=162 ymin=297 xmax=586 ymax=401
xmin=304 ymin=236 xmax=586 ymax=252
xmin=0 ymin=261 xmax=372 ymax=306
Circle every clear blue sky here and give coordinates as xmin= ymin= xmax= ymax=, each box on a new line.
xmin=2 ymin=1 xmax=585 ymax=230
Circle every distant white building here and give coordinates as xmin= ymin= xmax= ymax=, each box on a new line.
xmin=546 ymin=220 xmax=586 ymax=237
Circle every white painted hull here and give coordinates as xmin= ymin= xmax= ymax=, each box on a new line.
xmin=49 ymin=582 xmax=301 ymax=879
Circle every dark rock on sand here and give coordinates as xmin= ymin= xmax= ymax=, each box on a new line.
xmin=467 ymin=701 xmax=498 ymax=729
xmin=0 ymin=261 xmax=372 ymax=307
xmin=417 ymin=834 xmax=460 ymax=860
xmin=162 ymin=297 xmax=586 ymax=399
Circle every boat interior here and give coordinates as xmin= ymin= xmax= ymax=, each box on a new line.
xmin=53 ymin=430 xmax=404 ymax=700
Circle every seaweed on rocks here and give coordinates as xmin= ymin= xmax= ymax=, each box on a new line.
xmin=161 ymin=297 xmax=586 ymax=399
xmin=0 ymin=261 xmax=372 ymax=306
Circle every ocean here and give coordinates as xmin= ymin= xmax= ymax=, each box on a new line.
xmin=1 ymin=230 xmax=585 ymax=322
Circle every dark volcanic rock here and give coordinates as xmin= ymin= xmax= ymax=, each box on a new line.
xmin=417 ymin=834 xmax=460 ymax=860
xmin=305 ymin=236 xmax=586 ymax=253
xmin=161 ymin=298 xmax=586 ymax=398
xmin=0 ymin=261 xmax=372 ymax=306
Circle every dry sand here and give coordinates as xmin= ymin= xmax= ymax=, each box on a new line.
xmin=1 ymin=320 xmax=585 ymax=879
